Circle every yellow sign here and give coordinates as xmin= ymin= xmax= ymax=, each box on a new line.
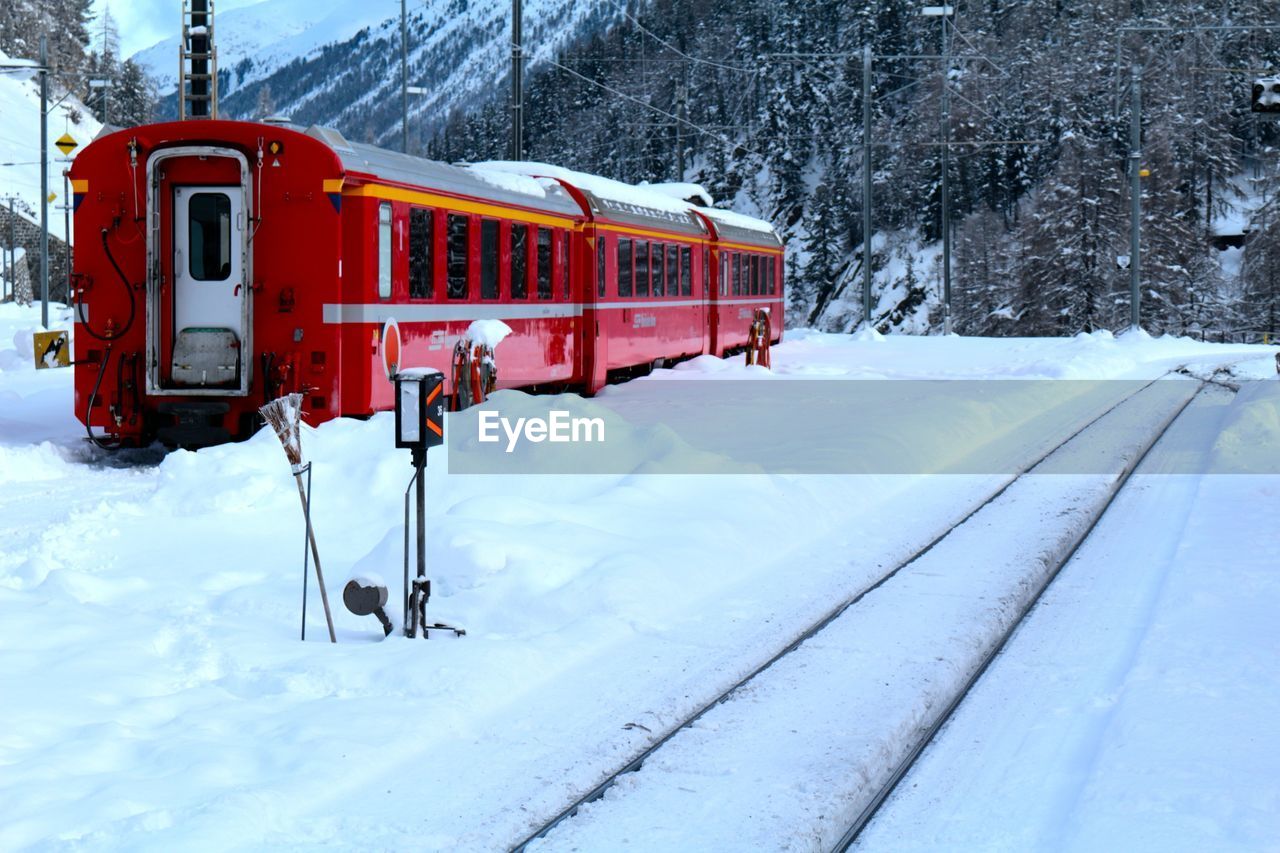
xmin=55 ymin=132 xmax=78 ymax=156
xmin=33 ymin=330 xmax=70 ymax=369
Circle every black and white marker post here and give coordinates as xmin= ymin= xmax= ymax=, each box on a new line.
xmin=393 ymin=369 xmax=465 ymax=639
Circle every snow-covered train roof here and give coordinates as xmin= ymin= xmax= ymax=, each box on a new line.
xmin=302 ymin=125 xmax=779 ymax=246
xmin=305 ymin=126 xmax=584 ymax=218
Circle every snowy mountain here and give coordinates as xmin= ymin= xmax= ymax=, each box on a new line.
xmin=131 ymin=0 xmax=387 ymax=98
xmin=131 ymin=0 xmax=621 ymax=150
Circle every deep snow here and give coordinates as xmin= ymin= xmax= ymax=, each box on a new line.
xmin=1 ymin=301 xmax=1277 ymax=850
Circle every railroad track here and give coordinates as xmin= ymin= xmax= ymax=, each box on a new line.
xmin=510 ymin=368 xmax=1221 ymax=852
xmin=829 ymin=371 xmax=1221 ymax=851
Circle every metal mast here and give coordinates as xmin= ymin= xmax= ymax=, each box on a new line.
xmin=862 ymin=44 xmax=873 ymax=330
xmin=510 ymin=0 xmax=523 ymax=161
xmin=401 ymin=0 xmax=409 ymax=153
xmin=1129 ymin=64 xmax=1142 ymax=331
xmin=180 ymin=0 xmax=218 ymax=119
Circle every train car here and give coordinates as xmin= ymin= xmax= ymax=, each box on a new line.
xmin=68 ymin=119 xmax=783 ymax=447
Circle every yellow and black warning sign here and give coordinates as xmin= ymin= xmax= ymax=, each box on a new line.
xmin=54 ymin=133 xmax=78 ymax=156
xmin=33 ymin=330 xmax=70 ymax=369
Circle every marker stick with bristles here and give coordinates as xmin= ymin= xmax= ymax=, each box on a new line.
xmin=261 ymin=394 xmax=336 ymax=643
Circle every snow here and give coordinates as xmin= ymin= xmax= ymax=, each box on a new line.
xmin=464 ymin=318 xmax=512 ymax=349
xmin=1 ymin=298 xmax=1278 ymax=849
xmin=0 ymin=48 xmax=102 ymax=244
xmin=695 ymin=203 xmax=779 ymax=235
xmin=473 ymin=161 xmax=774 ymax=235
xmin=858 ymin=382 xmax=1280 ymax=851
xmin=475 ymin=160 xmax=703 ymax=215
xmin=131 ymin=0 xmax=390 ymax=95
xmin=641 ymin=181 xmax=715 ymax=206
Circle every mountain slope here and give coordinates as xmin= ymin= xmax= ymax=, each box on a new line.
xmin=133 ymin=0 xmax=621 ymax=151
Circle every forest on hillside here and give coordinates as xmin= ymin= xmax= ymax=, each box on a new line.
xmin=429 ymin=0 xmax=1280 ymax=338
xmin=1 ymin=0 xmax=154 ymax=129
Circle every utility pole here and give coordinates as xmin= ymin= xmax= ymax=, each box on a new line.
xmin=510 ymin=0 xmax=523 ymax=161
xmin=400 ymin=0 xmax=408 ymax=153
xmin=676 ymin=79 xmax=687 ymax=178
xmin=1129 ymin=64 xmax=1142 ymax=331
xmin=2 ymin=196 xmax=13 ymax=301
xmin=862 ymin=44 xmax=874 ymax=330
xmin=939 ymin=12 xmax=952 ymax=335
xmin=39 ymin=35 xmax=49 ymax=329
xmin=62 ymin=167 xmax=70 ymax=301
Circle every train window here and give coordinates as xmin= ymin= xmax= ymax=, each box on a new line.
xmin=667 ymin=245 xmax=679 ymax=298
xmin=447 ymin=214 xmax=469 ymax=299
xmin=408 ymin=208 xmax=433 ymax=299
xmin=536 ymin=227 xmax=553 ymax=300
xmin=702 ymin=248 xmax=709 ymax=297
xmin=681 ymin=246 xmax=691 ymax=296
xmin=377 ymin=202 xmax=392 ymax=299
xmin=560 ymin=231 xmax=571 ymax=299
xmin=511 ymin=223 xmax=528 ymax=299
xmin=750 ymin=255 xmax=760 ymax=295
xmin=733 ymin=253 xmax=742 ymax=296
xmin=618 ymin=237 xmax=632 ymax=297
xmin=480 ymin=219 xmax=499 ymax=300
xmin=635 ymin=240 xmax=649 ymax=297
xmin=766 ymin=257 xmax=775 ymax=295
xmin=597 ymin=236 xmax=606 ymax=298
xmin=720 ymin=253 xmax=728 ymax=296
xmin=189 ymin=192 xmax=232 ymax=281
xmin=652 ymin=244 xmax=664 ymax=297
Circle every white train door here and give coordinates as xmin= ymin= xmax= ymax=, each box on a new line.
xmin=171 ymin=185 xmax=245 ymax=387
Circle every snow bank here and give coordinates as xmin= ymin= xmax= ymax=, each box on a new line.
xmin=1 ymin=296 xmax=1277 ymax=849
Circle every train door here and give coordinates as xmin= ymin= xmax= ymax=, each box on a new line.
xmin=171 ymin=185 xmax=245 ymax=386
xmin=145 ymin=146 xmax=252 ymax=398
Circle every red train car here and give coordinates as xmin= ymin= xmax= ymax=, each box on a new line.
xmin=68 ymin=120 xmax=783 ymax=446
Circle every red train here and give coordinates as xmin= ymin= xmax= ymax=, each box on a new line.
xmin=68 ymin=119 xmax=784 ymax=446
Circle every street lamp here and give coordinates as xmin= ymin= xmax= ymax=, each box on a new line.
xmin=392 ymin=368 xmax=462 ymax=639
xmin=922 ymin=5 xmax=954 ymax=335
xmin=0 ymin=38 xmax=50 ymax=328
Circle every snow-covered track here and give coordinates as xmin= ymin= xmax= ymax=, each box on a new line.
xmin=509 ymin=369 xmax=1207 ymax=852
xmin=829 ymin=375 xmax=1219 ymax=851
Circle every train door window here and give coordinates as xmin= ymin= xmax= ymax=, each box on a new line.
xmin=446 ymin=213 xmax=469 ymax=299
xmin=720 ymin=253 xmax=728 ymax=296
xmin=480 ymin=218 xmax=499 ymax=300
xmin=652 ymin=244 xmax=665 ymax=297
xmin=635 ymin=240 xmax=649 ymax=297
xmin=536 ymin=227 xmax=553 ymax=299
xmin=408 ymin=207 xmax=433 ymax=299
xmin=560 ymin=230 xmax=571 ymax=299
xmin=703 ymin=248 xmax=709 ymax=297
xmin=511 ymin=223 xmax=528 ymax=299
xmin=597 ymin=235 xmax=606 ymax=298
xmin=377 ymin=202 xmax=392 ymax=299
xmin=732 ymin=253 xmax=742 ymax=296
xmin=681 ymin=246 xmax=692 ymax=296
xmin=189 ymin=192 xmax=232 ymax=281
xmin=618 ymin=237 xmax=632 ymax=297
xmin=667 ymin=245 xmax=679 ymax=298
xmin=766 ymin=257 xmax=775 ymax=294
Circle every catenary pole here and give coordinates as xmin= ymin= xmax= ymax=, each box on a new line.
xmin=401 ymin=0 xmax=408 ymax=153
xmin=940 ymin=14 xmax=952 ymax=335
xmin=39 ymin=36 xmax=49 ymax=329
xmin=1129 ymin=64 xmax=1142 ymax=331
xmin=510 ymin=0 xmax=523 ymax=161
xmin=862 ymin=44 xmax=873 ymax=330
